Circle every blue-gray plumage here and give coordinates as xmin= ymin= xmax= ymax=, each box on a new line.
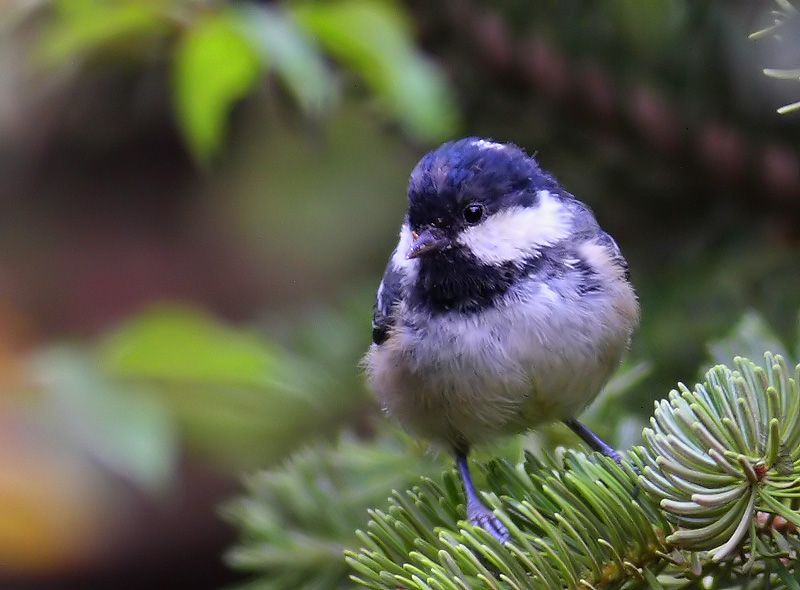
xmin=364 ymin=137 xmax=639 ymax=542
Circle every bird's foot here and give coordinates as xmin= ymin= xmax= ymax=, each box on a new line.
xmin=564 ymin=418 xmax=641 ymax=476
xmin=599 ymin=448 xmax=642 ymax=491
xmin=467 ymin=501 xmax=510 ymax=544
xmin=596 ymin=449 xmax=642 ymax=501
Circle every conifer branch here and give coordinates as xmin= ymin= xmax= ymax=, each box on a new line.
xmin=346 ymin=355 xmax=800 ymax=589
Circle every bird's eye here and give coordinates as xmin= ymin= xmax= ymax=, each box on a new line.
xmin=463 ymin=203 xmax=484 ymax=225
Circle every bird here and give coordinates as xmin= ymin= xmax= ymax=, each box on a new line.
xmin=363 ymin=137 xmax=639 ymax=543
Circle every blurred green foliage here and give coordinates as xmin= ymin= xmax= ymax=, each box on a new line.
xmin=222 ymin=433 xmax=445 ymax=590
xmin=102 ymin=305 xmax=288 ymax=389
xmin=707 ymin=310 xmax=798 ymax=370
xmin=292 ymin=1 xmax=456 ymax=141
xmin=28 ymin=0 xmax=457 ymax=160
xmin=28 ymin=347 xmax=178 ymax=494
xmin=237 ymin=4 xmax=334 ymax=117
xmin=96 ymin=303 xmax=372 ymax=470
xmin=36 ymin=0 xmax=169 ymax=63
xmin=174 ymin=13 xmax=262 ymax=160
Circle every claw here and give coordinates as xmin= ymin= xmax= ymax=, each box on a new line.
xmin=456 ymin=452 xmax=510 ymax=544
xmin=468 ymin=503 xmax=510 ymax=544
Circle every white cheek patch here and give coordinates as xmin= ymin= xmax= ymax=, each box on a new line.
xmin=470 ymin=139 xmax=506 ymax=152
xmin=391 ymin=224 xmax=419 ymax=278
xmin=457 ymin=190 xmax=570 ymax=265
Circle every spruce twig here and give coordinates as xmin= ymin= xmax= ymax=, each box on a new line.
xmin=224 ymin=355 xmax=800 ymax=589
xmin=347 ymin=354 xmax=800 ymax=589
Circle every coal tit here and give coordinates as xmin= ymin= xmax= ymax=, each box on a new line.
xmin=364 ymin=138 xmax=639 ymax=542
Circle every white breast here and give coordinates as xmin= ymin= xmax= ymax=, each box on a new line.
xmin=364 ymin=275 xmax=638 ymax=449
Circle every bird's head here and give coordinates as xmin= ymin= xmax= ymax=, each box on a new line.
xmin=404 ymin=137 xmax=573 ymax=266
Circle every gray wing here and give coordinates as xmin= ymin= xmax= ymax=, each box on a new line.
xmin=596 ymin=230 xmax=630 ymax=280
xmin=372 ymin=262 xmax=405 ymax=345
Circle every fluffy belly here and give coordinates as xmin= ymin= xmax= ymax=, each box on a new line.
xmin=365 ymin=286 xmax=636 ymax=448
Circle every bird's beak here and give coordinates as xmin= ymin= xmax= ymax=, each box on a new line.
xmin=407 ymin=227 xmax=449 ymax=259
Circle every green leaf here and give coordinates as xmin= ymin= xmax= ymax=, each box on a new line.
xmin=97 ymin=303 xmax=372 ymax=469
xmin=37 ymin=0 xmax=166 ymax=65
xmin=234 ymin=4 xmax=335 ymax=117
xmin=291 ymin=0 xmax=457 ymax=141
xmin=99 ymin=304 xmax=283 ymax=389
xmin=32 ymin=347 xmax=177 ymax=494
xmin=173 ymin=12 xmax=262 ymax=161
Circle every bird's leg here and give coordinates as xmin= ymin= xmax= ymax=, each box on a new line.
xmin=564 ymin=418 xmax=624 ymax=463
xmin=455 ymin=452 xmax=509 ymax=543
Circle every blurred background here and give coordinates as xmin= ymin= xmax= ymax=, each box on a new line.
xmin=1 ymin=0 xmax=799 ymax=588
